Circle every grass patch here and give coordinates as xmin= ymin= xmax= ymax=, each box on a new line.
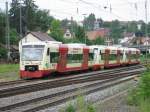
xmin=140 ymin=54 xmax=150 ymax=62
xmin=0 ymin=64 xmax=19 ymax=73
xmin=127 ymin=66 xmax=150 ymax=112
xmin=0 ymin=64 xmax=19 ymax=81
xmin=60 ymin=95 xmax=96 ymax=112
xmin=139 ymin=99 xmax=150 ymax=112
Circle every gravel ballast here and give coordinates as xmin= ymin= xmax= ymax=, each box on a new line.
xmin=39 ymin=79 xmax=137 ymax=112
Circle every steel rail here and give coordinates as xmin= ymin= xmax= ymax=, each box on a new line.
xmin=0 ymin=80 xmax=31 ymax=87
xmin=0 ymin=65 xmax=144 ymax=98
xmin=1 ymin=73 xmax=139 ymax=112
xmin=0 ymin=65 xmax=142 ymax=88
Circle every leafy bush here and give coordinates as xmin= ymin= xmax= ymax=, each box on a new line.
xmin=139 ymin=99 xmax=150 ymax=112
xmin=87 ymin=104 xmax=96 ymax=112
xmin=65 ymin=104 xmax=75 ymax=112
xmin=10 ymin=28 xmax=19 ymax=45
xmin=139 ymin=70 xmax=150 ymax=98
xmin=60 ymin=95 xmax=96 ymax=112
xmin=0 ymin=48 xmax=7 ymax=59
xmin=127 ymin=69 xmax=150 ymax=111
xmin=127 ymin=88 xmax=141 ymax=105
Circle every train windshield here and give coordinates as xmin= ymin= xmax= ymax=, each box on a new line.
xmin=22 ymin=45 xmax=45 ymax=61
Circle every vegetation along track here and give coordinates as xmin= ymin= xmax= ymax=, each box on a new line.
xmin=0 ymin=65 xmax=145 ymax=99
xmin=0 ymin=73 xmax=140 ymax=112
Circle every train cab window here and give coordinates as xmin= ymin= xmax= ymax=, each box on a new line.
xmin=89 ymin=53 xmax=94 ymax=61
xmin=50 ymin=52 xmax=59 ymax=63
xmin=67 ymin=54 xmax=83 ymax=63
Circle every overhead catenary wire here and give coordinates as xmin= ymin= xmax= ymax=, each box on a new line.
xmin=78 ymin=0 xmax=129 ymax=20
xmin=72 ymin=0 xmax=149 ymax=21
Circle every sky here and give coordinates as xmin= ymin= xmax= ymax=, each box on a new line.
xmin=35 ymin=0 xmax=150 ymax=22
xmin=0 ymin=0 xmax=150 ymax=22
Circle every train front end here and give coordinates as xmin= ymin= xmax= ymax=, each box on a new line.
xmin=19 ymin=42 xmax=48 ymax=79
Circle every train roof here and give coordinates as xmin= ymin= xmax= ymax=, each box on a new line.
xmin=21 ymin=42 xmax=46 ymax=46
xmin=105 ymin=46 xmax=119 ymax=50
xmin=89 ymin=45 xmax=107 ymax=49
xmin=64 ymin=43 xmax=87 ymax=49
xmin=65 ymin=43 xmax=86 ymax=46
xmin=21 ymin=41 xmax=62 ymax=46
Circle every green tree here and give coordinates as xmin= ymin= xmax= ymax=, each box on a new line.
xmin=147 ymin=22 xmax=150 ymax=37
xmin=9 ymin=0 xmax=38 ymax=34
xmin=23 ymin=0 xmax=38 ymax=30
xmin=9 ymin=0 xmax=20 ymax=33
xmin=0 ymin=48 xmax=7 ymax=59
xmin=61 ymin=19 xmax=69 ymax=29
xmin=0 ymin=10 xmax=6 ymax=44
xmin=110 ymin=20 xmax=123 ymax=43
xmin=83 ymin=13 xmax=96 ymax=31
xmin=126 ymin=21 xmax=138 ymax=33
xmin=50 ymin=20 xmax=64 ymax=42
xmin=34 ymin=9 xmax=54 ymax=32
xmin=74 ymin=25 xmax=86 ymax=43
xmin=102 ymin=21 xmax=111 ymax=28
xmin=9 ymin=0 xmax=54 ymax=34
xmin=10 ymin=28 xmax=19 ymax=45
xmin=92 ymin=37 xmax=105 ymax=45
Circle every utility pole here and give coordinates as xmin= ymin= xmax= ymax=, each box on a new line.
xmin=82 ymin=14 xmax=87 ymax=44
xmin=145 ymin=0 xmax=148 ymax=61
xmin=5 ymin=1 xmax=10 ymax=61
xmin=20 ymin=2 xmax=22 ymax=38
xmin=104 ymin=5 xmax=112 ymax=46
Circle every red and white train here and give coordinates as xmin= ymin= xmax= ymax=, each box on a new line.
xmin=19 ymin=41 xmax=140 ymax=79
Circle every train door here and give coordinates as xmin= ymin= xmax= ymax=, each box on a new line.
xmin=49 ymin=52 xmax=59 ymax=70
xmin=82 ymin=48 xmax=89 ymax=70
xmin=57 ymin=46 xmax=68 ymax=72
xmin=122 ymin=50 xmax=126 ymax=64
xmin=93 ymin=48 xmax=100 ymax=65
xmin=128 ymin=51 xmax=131 ymax=64
xmin=117 ymin=50 xmax=121 ymax=64
xmin=99 ymin=50 xmax=105 ymax=65
xmin=136 ymin=51 xmax=140 ymax=63
xmin=44 ymin=48 xmax=50 ymax=70
xmin=104 ymin=49 xmax=110 ymax=67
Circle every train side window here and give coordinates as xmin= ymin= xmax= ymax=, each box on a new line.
xmin=50 ymin=52 xmax=59 ymax=63
xmin=89 ymin=53 xmax=94 ymax=61
xmin=120 ymin=53 xmax=123 ymax=60
xmin=47 ymin=48 xmax=50 ymax=56
xmin=109 ymin=54 xmax=117 ymax=60
xmin=130 ymin=54 xmax=137 ymax=59
xmin=101 ymin=53 xmax=105 ymax=60
xmin=67 ymin=54 xmax=83 ymax=63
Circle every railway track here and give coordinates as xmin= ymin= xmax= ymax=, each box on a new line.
xmin=0 ymin=65 xmax=145 ymax=98
xmin=0 ymin=65 xmax=143 ymax=89
xmin=0 ymin=65 xmax=142 ymax=88
xmin=0 ymin=74 xmax=140 ymax=112
xmin=0 ymin=80 xmax=30 ymax=87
